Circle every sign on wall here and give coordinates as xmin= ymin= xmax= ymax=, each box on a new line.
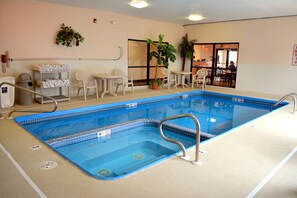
xmin=293 ymin=44 xmax=297 ymax=66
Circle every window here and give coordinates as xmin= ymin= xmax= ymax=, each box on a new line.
xmin=128 ymin=39 xmax=148 ymax=86
xmin=191 ymin=43 xmax=239 ymax=88
xmin=128 ymin=39 xmax=167 ymax=86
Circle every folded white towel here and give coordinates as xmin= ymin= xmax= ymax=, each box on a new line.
xmin=34 ymin=64 xmax=69 ymax=72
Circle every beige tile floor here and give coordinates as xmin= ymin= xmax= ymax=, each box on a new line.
xmin=1 ymin=86 xmax=297 ymax=198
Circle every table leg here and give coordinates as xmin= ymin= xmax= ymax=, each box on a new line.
xmin=108 ymin=79 xmax=117 ymax=97
xmin=180 ymin=74 xmax=185 ymax=88
xmin=179 ymin=74 xmax=188 ymax=88
xmin=100 ymin=79 xmax=107 ymax=98
xmin=173 ymin=74 xmax=180 ymax=88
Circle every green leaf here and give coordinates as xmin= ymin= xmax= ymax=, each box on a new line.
xmin=55 ymin=23 xmax=84 ymax=47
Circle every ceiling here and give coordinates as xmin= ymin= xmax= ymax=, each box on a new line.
xmin=37 ymin=0 xmax=297 ymax=25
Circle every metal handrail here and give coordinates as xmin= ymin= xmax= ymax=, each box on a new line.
xmin=9 ymin=46 xmax=123 ymax=62
xmin=0 ymin=82 xmax=58 ymax=119
xmin=271 ymin=93 xmax=297 ymax=113
xmin=159 ymin=113 xmax=202 ymax=165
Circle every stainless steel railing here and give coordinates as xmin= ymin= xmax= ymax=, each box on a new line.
xmin=271 ymin=93 xmax=297 ymax=113
xmin=0 ymin=82 xmax=58 ymax=119
xmin=158 ymin=113 xmax=202 ymax=165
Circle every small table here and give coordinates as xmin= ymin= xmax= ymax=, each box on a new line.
xmin=93 ymin=74 xmax=122 ymax=98
xmin=171 ymin=71 xmax=192 ymax=88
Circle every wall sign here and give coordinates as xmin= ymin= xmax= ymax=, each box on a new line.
xmin=293 ymin=44 xmax=297 ymax=66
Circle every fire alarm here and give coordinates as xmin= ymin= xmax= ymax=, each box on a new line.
xmin=93 ymin=18 xmax=97 ymax=23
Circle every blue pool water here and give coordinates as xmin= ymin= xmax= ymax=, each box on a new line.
xmin=15 ymin=91 xmax=287 ymax=180
xmin=53 ymin=121 xmax=209 ymax=179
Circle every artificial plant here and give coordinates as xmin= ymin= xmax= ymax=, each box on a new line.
xmin=55 ymin=23 xmax=84 ymax=47
xmin=178 ymin=33 xmax=197 ymax=71
xmin=147 ymin=34 xmax=176 ymax=89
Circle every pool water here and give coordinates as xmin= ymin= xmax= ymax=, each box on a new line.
xmin=15 ymin=91 xmax=287 ymax=180
xmin=55 ymin=124 xmax=203 ymax=179
xmin=17 ymin=93 xmax=279 ymax=141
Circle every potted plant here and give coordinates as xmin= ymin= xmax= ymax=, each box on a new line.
xmin=150 ymin=79 xmax=162 ymax=90
xmin=56 ymin=23 xmax=84 ymax=47
xmin=147 ymin=34 xmax=176 ymax=89
xmin=178 ymin=33 xmax=197 ymax=71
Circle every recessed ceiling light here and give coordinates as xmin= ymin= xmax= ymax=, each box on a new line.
xmin=130 ymin=0 xmax=148 ymax=9
xmin=188 ymin=14 xmax=203 ymax=21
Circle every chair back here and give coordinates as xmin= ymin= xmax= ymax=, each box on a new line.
xmin=162 ymin=68 xmax=169 ymax=76
xmin=113 ymin=68 xmax=126 ymax=77
xmin=113 ymin=68 xmax=128 ymax=83
xmin=197 ymin=68 xmax=208 ymax=78
xmin=75 ymin=71 xmax=88 ymax=82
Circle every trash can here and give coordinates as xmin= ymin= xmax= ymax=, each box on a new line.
xmin=17 ymin=73 xmax=33 ymax=105
xmin=0 ymin=76 xmax=15 ymax=108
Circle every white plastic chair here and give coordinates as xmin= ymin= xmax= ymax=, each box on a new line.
xmin=113 ymin=69 xmax=134 ymax=95
xmin=75 ymin=71 xmax=99 ymax=101
xmin=192 ymin=68 xmax=208 ymax=90
xmin=161 ymin=68 xmax=177 ymax=90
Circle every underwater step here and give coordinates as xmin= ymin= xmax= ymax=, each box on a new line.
xmin=82 ymin=141 xmax=175 ymax=177
xmin=113 ymin=154 xmax=168 ymax=176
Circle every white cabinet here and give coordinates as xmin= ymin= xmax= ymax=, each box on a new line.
xmin=32 ymin=65 xmax=70 ymax=104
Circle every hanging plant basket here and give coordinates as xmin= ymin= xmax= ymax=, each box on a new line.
xmin=55 ymin=23 xmax=84 ymax=47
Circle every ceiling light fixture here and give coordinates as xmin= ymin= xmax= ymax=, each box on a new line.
xmin=129 ymin=0 xmax=148 ymax=9
xmin=188 ymin=14 xmax=203 ymax=21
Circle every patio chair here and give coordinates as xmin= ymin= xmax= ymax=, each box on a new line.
xmin=113 ymin=68 xmax=134 ymax=95
xmin=192 ymin=68 xmax=208 ymax=90
xmin=161 ymin=68 xmax=177 ymax=89
xmin=75 ymin=71 xmax=99 ymax=101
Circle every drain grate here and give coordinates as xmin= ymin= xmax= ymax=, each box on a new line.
xmin=132 ymin=153 xmax=145 ymax=160
xmin=39 ymin=161 xmax=58 ymax=170
xmin=97 ymin=168 xmax=112 ymax=177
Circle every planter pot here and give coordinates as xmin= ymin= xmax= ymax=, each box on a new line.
xmin=152 ymin=84 xmax=158 ymax=90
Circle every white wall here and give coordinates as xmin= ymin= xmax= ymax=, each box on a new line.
xmin=185 ymin=16 xmax=297 ymax=95
xmin=0 ymin=0 xmax=183 ymax=96
xmin=2 ymin=1 xmax=296 ymax=97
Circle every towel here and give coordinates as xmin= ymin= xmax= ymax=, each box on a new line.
xmin=33 ymin=64 xmax=69 ymax=72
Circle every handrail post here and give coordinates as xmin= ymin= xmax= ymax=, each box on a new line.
xmin=158 ymin=113 xmax=202 ymax=165
xmin=0 ymin=82 xmax=58 ymax=119
xmin=272 ymin=93 xmax=297 ymax=113
xmin=291 ymin=93 xmax=297 ymax=113
xmin=159 ymin=117 xmax=190 ymax=160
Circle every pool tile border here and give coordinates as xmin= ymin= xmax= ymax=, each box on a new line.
xmin=47 ymin=119 xmax=213 ymax=148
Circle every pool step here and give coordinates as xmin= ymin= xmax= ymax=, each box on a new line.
xmin=82 ymin=141 xmax=174 ymax=169
xmin=113 ymin=154 xmax=168 ymax=176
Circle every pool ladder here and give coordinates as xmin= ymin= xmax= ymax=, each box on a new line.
xmin=0 ymin=82 xmax=58 ymax=119
xmin=159 ymin=113 xmax=202 ymax=165
xmin=271 ymin=93 xmax=297 ymax=113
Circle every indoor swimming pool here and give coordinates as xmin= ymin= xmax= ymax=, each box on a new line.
xmin=15 ymin=91 xmax=287 ymax=180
